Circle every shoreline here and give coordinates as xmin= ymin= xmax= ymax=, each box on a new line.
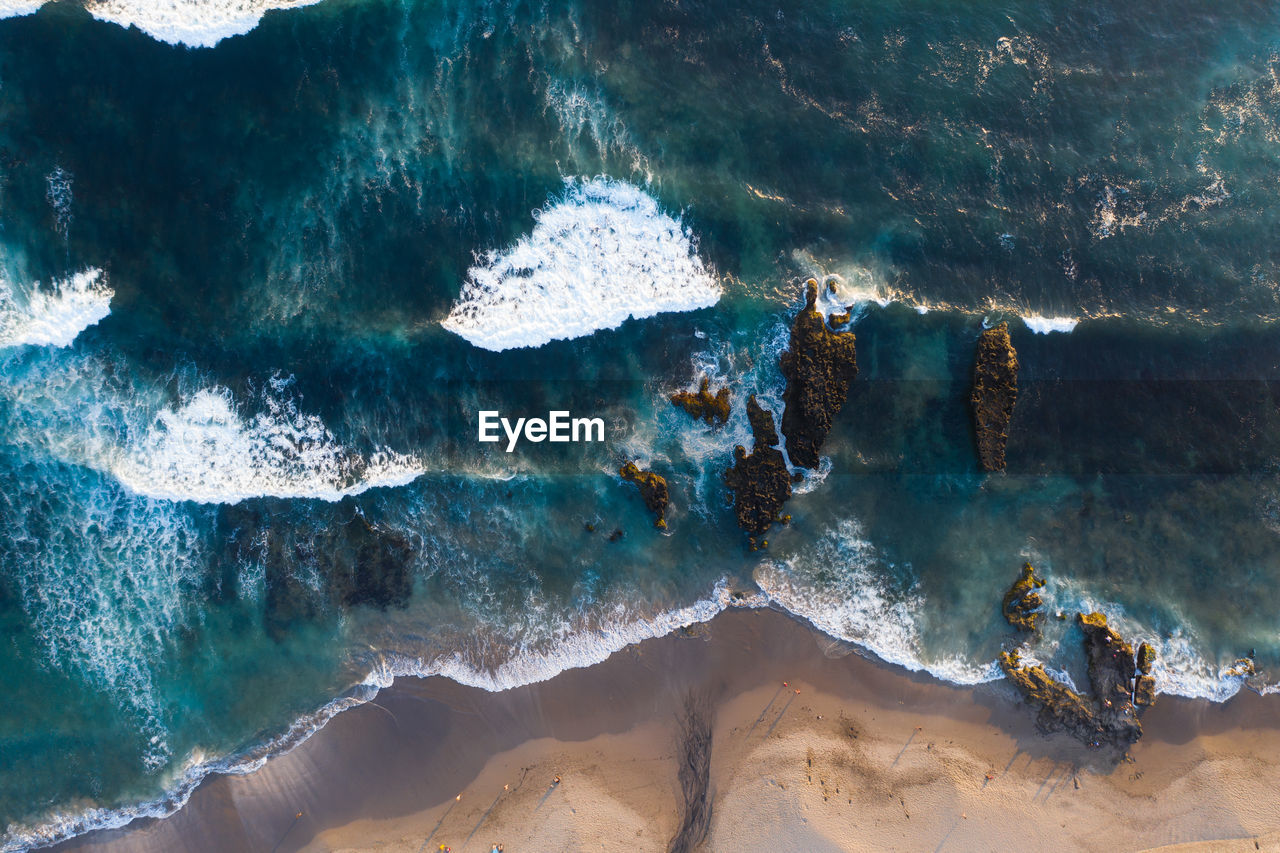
xmin=47 ymin=607 xmax=1280 ymax=852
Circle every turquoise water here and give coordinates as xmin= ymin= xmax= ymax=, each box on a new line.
xmin=1 ymin=0 xmax=1280 ymax=846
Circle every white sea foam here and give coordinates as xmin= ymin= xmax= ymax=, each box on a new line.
xmin=0 ymin=268 xmax=112 ymax=348
xmin=1 ymin=680 xmax=375 ymax=853
xmin=1021 ymin=314 xmax=1080 ymax=334
xmin=754 ymin=519 xmax=1001 ymax=685
xmin=1 ymin=580 xmax=761 ymax=851
xmin=0 ymin=351 xmax=423 ymax=505
xmin=0 ymin=0 xmax=325 ymax=48
xmin=442 ymin=178 xmax=721 ymax=351
xmin=374 ymin=579 xmax=767 ymax=692
xmin=1041 ymin=581 xmax=1272 ymax=703
xmin=6 ymin=470 xmax=206 ymax=786
xmin=106 ymin=385 xmax=424 ymax=504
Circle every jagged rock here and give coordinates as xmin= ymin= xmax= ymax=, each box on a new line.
xmin=1133 ymin=642 xmax=1158 ymax=707
xmin=779 ymin=279 xmax=858 ymax=469
xmin=971 ymin=322 xmax=1019 ymax=471
xmin=999 ymin=651 xmax=1099 ymax=737
xmin=1136 ymin=642 xmax=1156 ymax=675
xmin=671 ymin=377 xmax=731 ymax=427
xmin=1133 ymin=676 xmax=1157 ymax=707
xmin=1077 ymin=612 xmax=1142 ymax=743
xmin=1225 ymin=657 xmax=1257 ymax=678
xmin=724 ymin=395 xmax=792 ymax=539
xmin=620 ymin=462 xmax=669 ymax=529
xmin=1002 ymin=562 xmax=1047 ymax=632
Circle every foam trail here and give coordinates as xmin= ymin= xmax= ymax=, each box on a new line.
xmin=0 ymin=352 xmax=423 ymax=504
xmin=373 ymin=579 xmax=765 ymax=691
xmin=0 ymin=268 xmax=112 ymax=348
xmin=754 ymin=519 xmax=1001 ymax=685
xmin=1036 ymin=579 xmax=1273 ymax=702
xmin=0 ymin=0 xmax=325 ymax=48
xmin=1021 ymin=314 xmax=1080 ymax=334
xmin=442 ymin=178 xmax=721 ymax=351
xmin=107 ymin=385 xmax=424 ymax=504
xmin=4 ymin=467 xmax=207 ymax=779
xmin=2 ymin=580 xmax=763 ymax=851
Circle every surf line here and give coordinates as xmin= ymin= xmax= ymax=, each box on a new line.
xmin=478 ymin=410 xmax=605 ymax=452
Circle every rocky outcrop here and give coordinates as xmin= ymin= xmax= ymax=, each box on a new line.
xmin=671 ymin=378 xmax=731 ymax=427
xmin=1133 ymin=641 xmax=1157 ymax=707
xmin=779 ymin=279 xmax=858 ymax=469
xmin=1077 ymin=612 xmax=1143 ymax=742
xmin=971 ymin=322 xmax=1018 ymax=471
xmin=1002 ymin=562 xmax=1046 ymax=633
xmin=723 ymin=395 xmax=792 ymax=545
xmin=997 ymin=566 xmax=1152 ymax=747
xmin=999 ymin=651 xmax=1099 ymax=736
xmin=620 ymin=462 xmax=669 ymax=529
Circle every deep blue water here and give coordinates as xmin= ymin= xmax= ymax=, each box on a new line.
xmin=2 ymin=0 xmax=1280 ymax=846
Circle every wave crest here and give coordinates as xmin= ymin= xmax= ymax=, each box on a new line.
xmin=108 ymin=384 xmax=423 ymax=504
xmin=0 ymin=0 xmax=324 ymax=48
xmin=442 ymin=178 xmax=721 ymax=351
xmin=0 ymin=268 xmax=112 ymax=348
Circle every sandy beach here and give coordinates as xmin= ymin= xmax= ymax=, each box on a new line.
xmin=53 ymin=608 xmax=1280 ymax=852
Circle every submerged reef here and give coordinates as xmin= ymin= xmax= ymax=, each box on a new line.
xmin=1002 ymin=562 xmax=1047 ymax=633
xmin=619 ymin=462 xmax=670 ymax=529
xmin=723 ymin=395 xmax=792 ymax=545
xmin=971 ymin=322 xmax=1019 ymax=471
xmin=222 ymin=507 xmax=414 ymax=640
xmin=998 ymin=567 xmax=1154 ymax=748
xmin=671 ymin=377 xmax=731 ymax=427
xmin=779 ymin=279 xmax=859 ymax=469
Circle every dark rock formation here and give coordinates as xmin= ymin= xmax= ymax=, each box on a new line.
xmin=997 ymin=568 xmax=1152 ymax=746
xmin=330 ymin=516 xmax=415 ymax=610
xmin=1002 ymin=562 xmax=1046 ymax=633
xmin=779 ymin=279 xmax=858 ymax=469
xmin=671 ymin=377 xmax=731 ymax=427
xmin=971 ymin=322 xmax=1019 ymax=471
xmin=723 ymin=395 xmax=792 ymax=543
xmin=620 ymin=462 xmax=669 ymax=529
xmin=1136 ymin=642 xmax=1156 ymax=674
xmin=1134 ymin=641 xmax=1157 ymax=706
xmin=222 ymin=506 xmax=414 ymax=641
xmin=1077 ymin=612 xmax=1142 ymax=742
xmin=999 ymin=651 xmax=1099 ymax=736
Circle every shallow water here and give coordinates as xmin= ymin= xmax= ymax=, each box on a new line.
xmin=2 ymin=0 xmax=1280 ymax=847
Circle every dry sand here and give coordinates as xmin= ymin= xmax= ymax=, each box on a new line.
xmin=53 ymin=608 xmax=1280 ymax=852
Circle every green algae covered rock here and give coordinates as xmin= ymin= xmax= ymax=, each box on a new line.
xmin=620 ymin=462 xmax=670 ymax=529
xmin=671 ymin=377 xmax=731 ymax=427
xmin=1002 ymin=562 xmax=1047 ymax=632
xmin=724 ymin=395 xmax=792 ymax=543
xmin=779 ymin=279 xmax=858 ymax=470
xmin=971 ymin=322 xmax=1018 ymax=471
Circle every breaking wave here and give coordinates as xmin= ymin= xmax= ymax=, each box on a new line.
xmin=107 ymin=384 xmax=423 ymax=504
xmin=755 ymin=520 xmax=1002 ymax=685
xmin=0 ymin=351 xmax=423 ymax=505
xmin=1021 ymin=314 xmax=1080 ymax=334
xmin=0 ymin=268 xmax=112 ymax=349
xmin=442 ymin=178 xmax=721 ymax=351
xmin=0 ymin=0 xmax=325 ymax=48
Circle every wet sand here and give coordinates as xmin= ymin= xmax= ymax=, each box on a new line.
xmin=54 ymin=608 xmax=1280 ymax=852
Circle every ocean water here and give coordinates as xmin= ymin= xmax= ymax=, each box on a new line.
xmin=1 ymin=0 xmax=1280 ymax=846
